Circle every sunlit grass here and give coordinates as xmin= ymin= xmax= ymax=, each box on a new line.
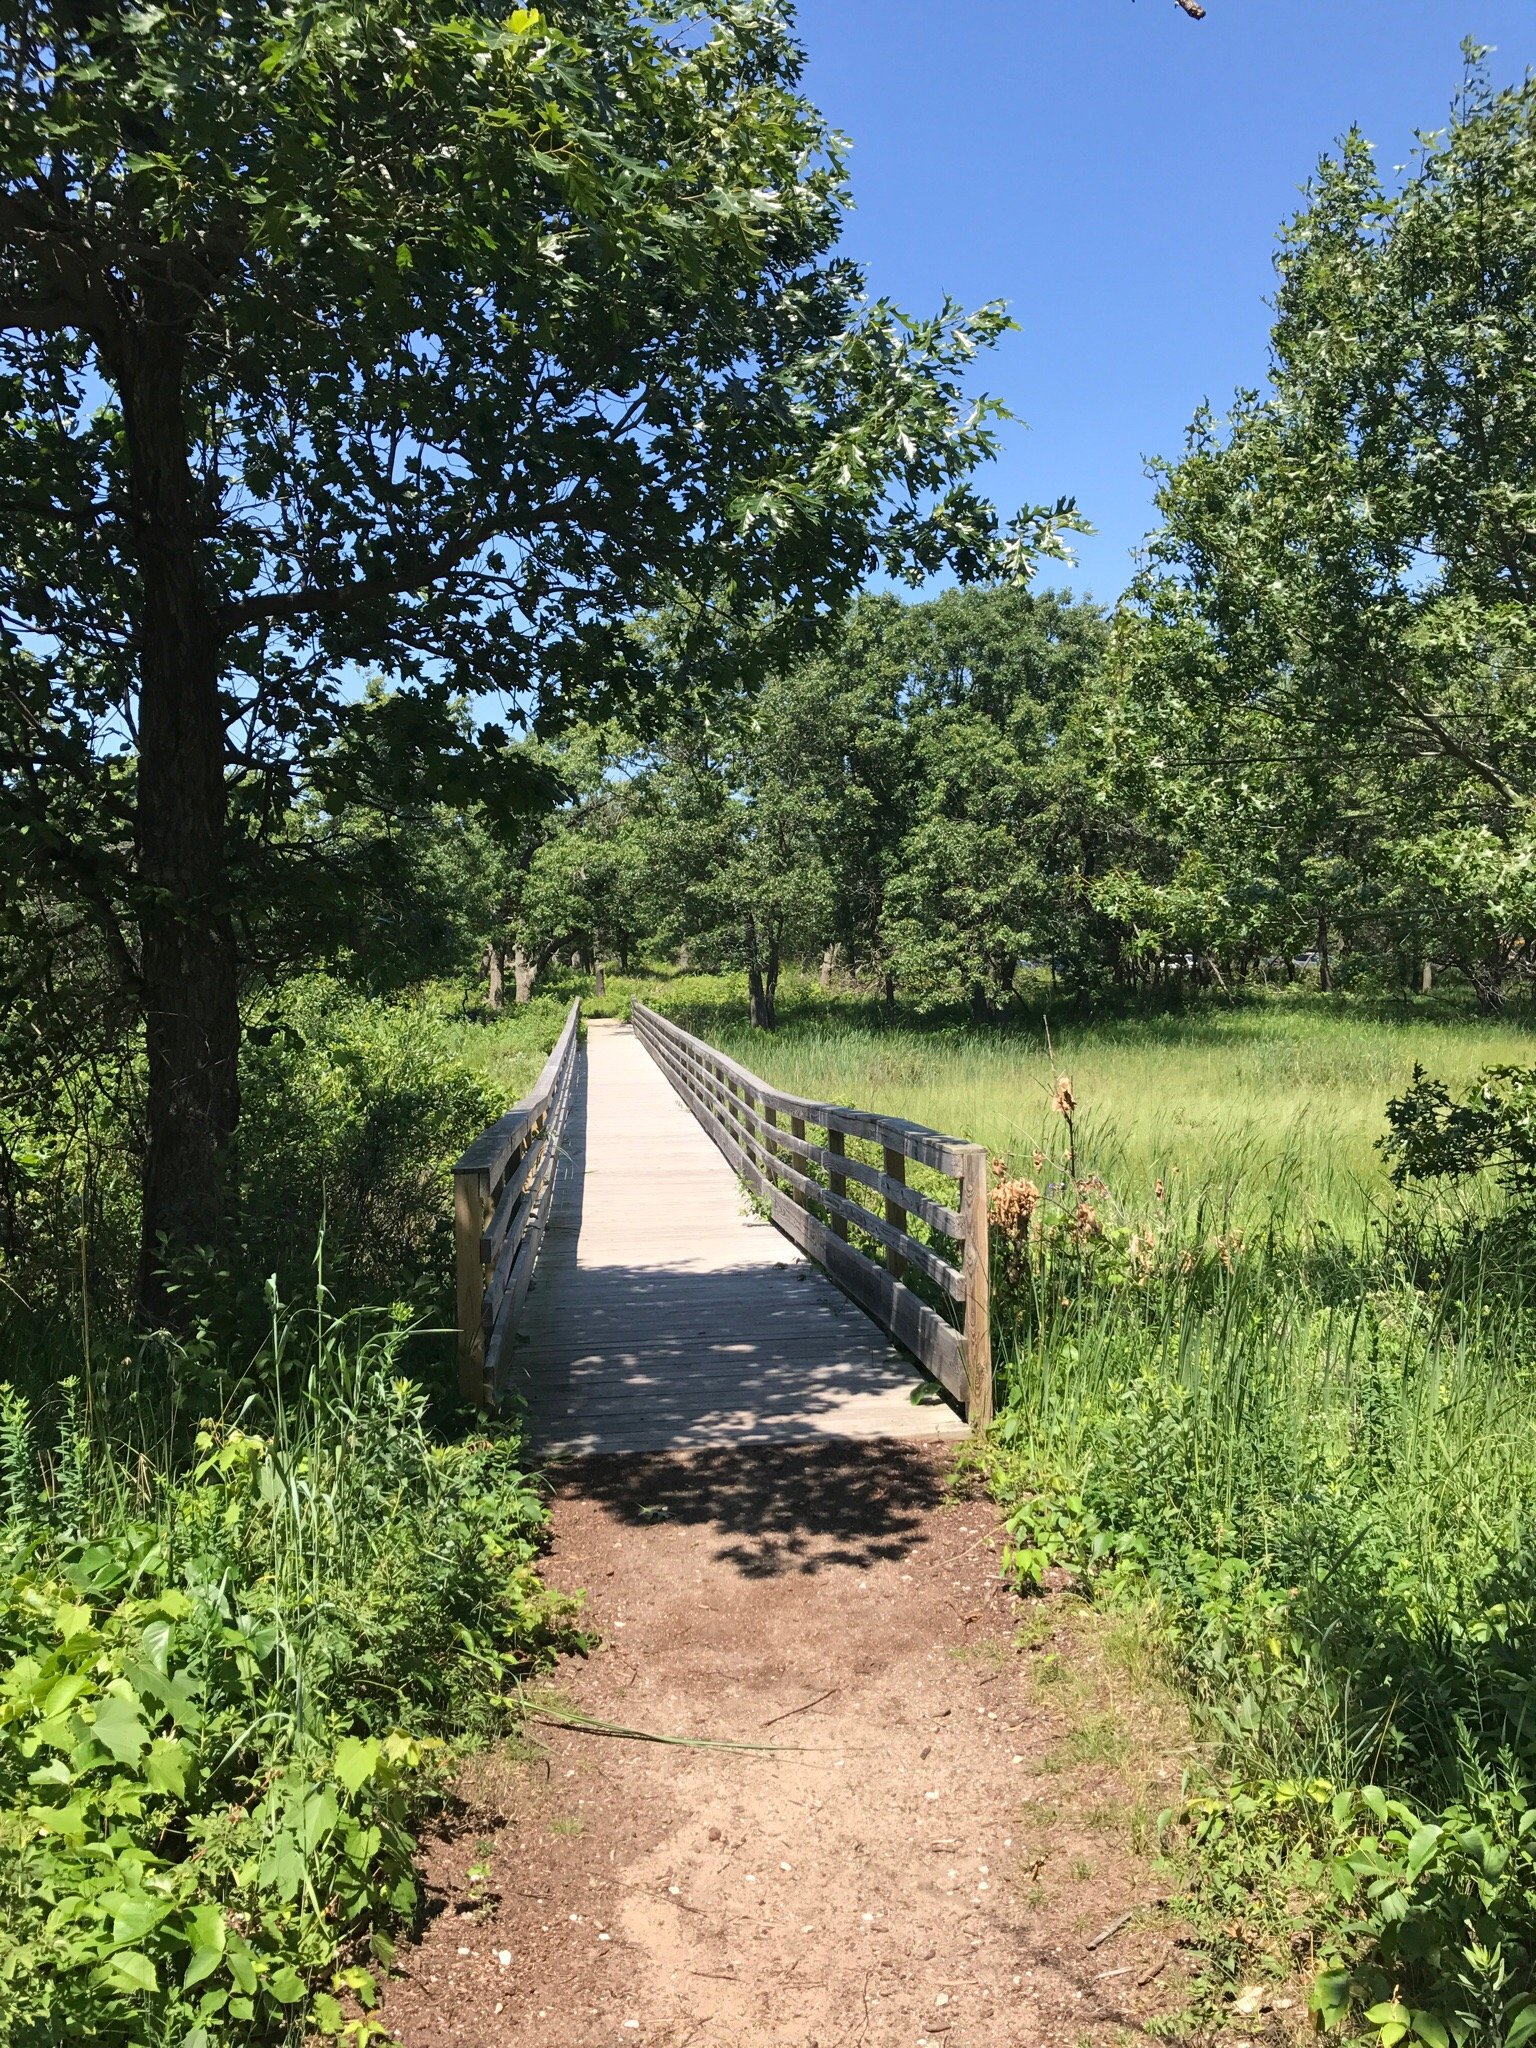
xmin=624 ymin=967 xmax=1535 ymax=1227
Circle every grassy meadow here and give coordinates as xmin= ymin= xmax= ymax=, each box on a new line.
xmin=625 ymin=968 xmax=1536 ymax=2039
xmin=617 ymin=967 xmax=1535 ymax=1216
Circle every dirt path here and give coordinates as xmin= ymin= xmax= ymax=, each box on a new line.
xmin=381 ymin=1442 xmax=1191 ymax=2048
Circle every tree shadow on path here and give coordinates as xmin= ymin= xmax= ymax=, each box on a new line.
xmin=550 ymin=1438 xmax=955 ymax=1580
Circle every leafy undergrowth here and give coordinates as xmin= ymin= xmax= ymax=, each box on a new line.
xmin=0 ymin=1297 xmax=580 ymax=2046
xmin=983 ymin=1200 xmax=1536 ymax=2048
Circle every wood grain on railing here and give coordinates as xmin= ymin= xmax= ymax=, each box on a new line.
xmin=452 ymin=998 xmax=581 ymax=1404
xmin=630 ymin=1001 xmax=992 ymax=1426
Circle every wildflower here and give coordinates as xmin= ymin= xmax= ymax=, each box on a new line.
xmin=1154 ymin=1177 xmax=1165 ymax=1203
xmin=1070 ymin=1200 xmax=1101 ymax=1244
xmin=1052 ymin=1075 xmax=1075 ymax=1120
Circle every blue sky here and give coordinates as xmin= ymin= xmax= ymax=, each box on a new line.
xmin=795 ymin=0 xmax=1536 ymax=604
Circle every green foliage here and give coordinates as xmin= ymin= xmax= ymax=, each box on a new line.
xmin=238 ymin=977 xmax=504 ymax=1312
xmin=0 ymin=1299 xmax=576 ymax=2046
xmin=986 ymin=1209 xmax=1536 ymax=2041
xmin=1384 ymin=1062 xmax=1536 ymax=1206
xmin=1121 ymin=51 xmax=1536 ymax=1013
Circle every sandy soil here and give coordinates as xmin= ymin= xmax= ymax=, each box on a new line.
xmin=379 ymin=1441 xmax=1191 ymax=2048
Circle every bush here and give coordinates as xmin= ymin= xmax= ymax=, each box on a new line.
xmin=238 ymin=977 xmax=504 ymax=1315
xmin=0 ymin=1296 xmax=578 ymax=2046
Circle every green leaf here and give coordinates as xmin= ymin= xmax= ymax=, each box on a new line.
xmin=99 ymin=1949 xmax=159 ymax=1994
xmin=269 ymin=1964 xmax=307 ymax=2004
xmin=184 ymin=1947 xmax=224 ymax=1990
xmin=145 ymin=1735 xmax=189 ymax=1794
xmin=335 ymin=1736 xmax=381 ymax=1794
xmin=88 ymin=1693 xmax=150 ymax=1765
xmin=311 ymin=1991 xmax=346 ymax=2034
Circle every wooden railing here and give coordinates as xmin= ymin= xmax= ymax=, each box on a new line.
xmin=631 ymin=1002 xmax=992 ymax=1425
xmin=452 ymin=999 xmax=581 ymax=1404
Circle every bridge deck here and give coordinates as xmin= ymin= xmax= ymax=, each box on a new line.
xmin=511 ymin=1019 xmax=967 ymax=1456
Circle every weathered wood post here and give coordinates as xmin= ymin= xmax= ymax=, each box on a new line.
xmin=454 ymin=1161 xmax=491 ymax=1404
xmin=827 ymin=1126 xmax=849 ymax=1239
xmin=883 ymin=1145 xmax=907 ymax=1285
xmin=959 ymin=1143 xmax=992 ymax=1430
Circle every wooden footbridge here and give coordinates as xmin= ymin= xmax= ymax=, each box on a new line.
xmin=452 ymin=1003 xmax=990 ymax=1455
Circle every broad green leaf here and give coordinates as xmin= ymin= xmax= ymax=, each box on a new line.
xmin=269 ymin=1964 xmax=307 ymax=2004
xmin=335 ymin=1736 xmax=381 ymax=1794
xmin=88 ymin=1693 xmax=150 ymax=1766
xmin=99 ymin=1949 xmax=158 ymax=1994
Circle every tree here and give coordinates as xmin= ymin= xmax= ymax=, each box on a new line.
xmin=1128 ymin=51 xmax=1536 ymax=1006
xmin=1 ymin=0 xmax=1073 ymax=1316
xmin=876 ymin=587 xmax=1111 ymax=1012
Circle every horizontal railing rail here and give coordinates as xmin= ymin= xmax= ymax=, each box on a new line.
xmin=630 ymin=1001 xmax=991 ymax=1425
xmin=452 ymin=998 xmax=581 ymax=1404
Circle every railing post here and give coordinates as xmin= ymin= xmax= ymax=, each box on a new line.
xmin=959 ymin=1145 xmax=992 ymax=1430
xmin=762 ymin=1098 xmax=780 ymax=1188
xmin=883 ymin=1146 xmax=907 ymax=1285
xmin=827 ymin=1126 xmax=848 ymax=1239
xmin=455 ymin=1164 xmax=491 ymax=1404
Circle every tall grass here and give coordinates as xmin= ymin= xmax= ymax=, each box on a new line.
xmin=646 ymin=971 xmax=1536 ymax=1226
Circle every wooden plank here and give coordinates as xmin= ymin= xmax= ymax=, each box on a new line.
xmin=959 ymin=1144 xmax=993 ymax=1429
xmin=642 ymin=1019 xmax=965 ymax=1300
xmin=456 ymin=999 xmax=580 ymax=1401
xmin=764 ymin=1189 xmax=969 ymax=1404
xmin=513 ymin=1019 xmax=966 ymax=1452
xmin=883 ymin=1146 xmax=907 ymax=1287
xmin=454 ymin=1165 xmax=490 ymax=1403
xmin=712 ymin=1083 xmax=963 ymax=1238
xmin=456 ymin=1000 xmax=580 ymax=1180
xmin=828 ymin=1128 xmax=848 ymax=1242
xmin=478 ymin=1125 xmax=542 ymax=1266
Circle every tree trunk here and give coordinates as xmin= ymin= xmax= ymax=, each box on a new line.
xmin=747 ymin=963 xmax=775 ymax=1030
xmin=513 ymin=945 xmax=534 ymax=1003
xmin=123 ymin=324 xmax=240 ymax=1323
xmin=1472 ymin=956 xmax=1507 ymax=1014
xmin=594 ymin=960 xmax=607 ymax=999
xmin=1317 ymin=916 xmax=1332 ymax=993
xmin=1420 ymin=959 xmax=1434 ymax=995
xmin=745 ymin=914 xmax=777 ymax=1029
xmin=484 ymin=943 xmax=504 ymax=1009
xmin=820 ymin=943 xmax=837 ymax=991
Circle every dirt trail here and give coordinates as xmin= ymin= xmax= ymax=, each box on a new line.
xmin=381 ymin=1442 xmax=1188 ymax=2048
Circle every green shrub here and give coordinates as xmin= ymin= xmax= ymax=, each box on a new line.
xmin=0 ymin=1298 xmax=577 ymax=2046
xmin=238 ymin=977 xmax=504 ymax=1315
